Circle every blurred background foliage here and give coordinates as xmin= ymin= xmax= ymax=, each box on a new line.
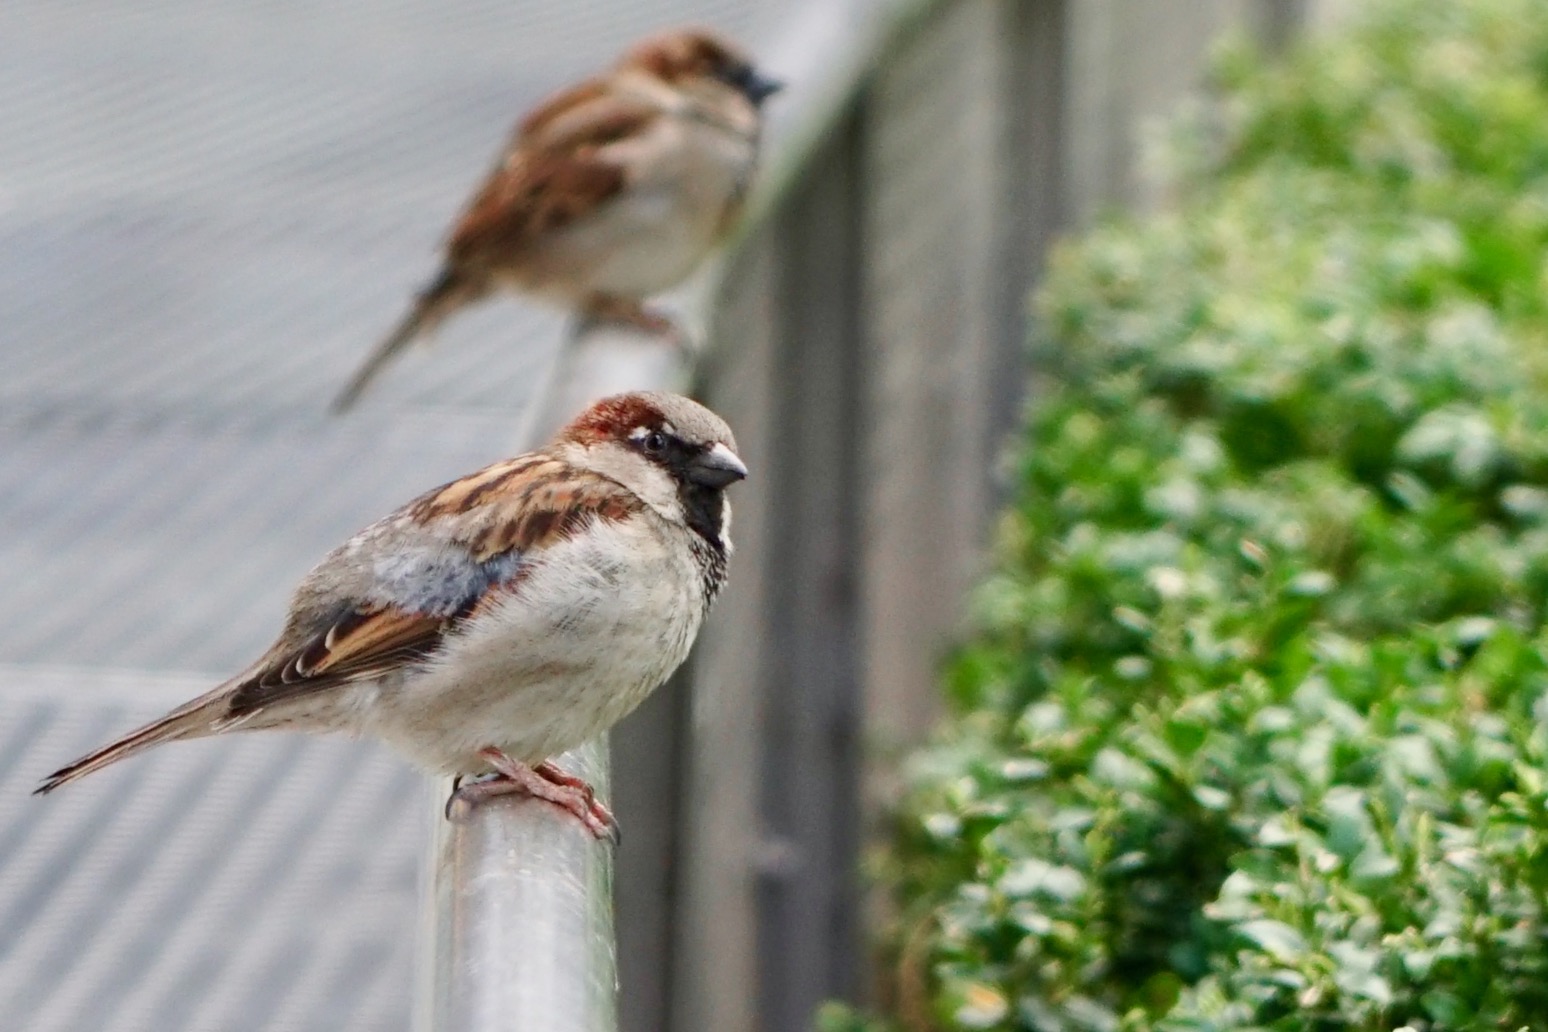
xmin=825 ymin=0 xmax=1548 ymax=1028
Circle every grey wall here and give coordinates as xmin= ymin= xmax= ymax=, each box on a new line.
xmin=613 ymin=1 xmax=1316 ymax=1030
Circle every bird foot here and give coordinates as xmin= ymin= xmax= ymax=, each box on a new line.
xmin=575 ymin=299 xmax=694 ymax=358
xmin=445 ymin=748 xmax=618 ymax=843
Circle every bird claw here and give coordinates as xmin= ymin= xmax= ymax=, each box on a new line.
xmin=574 ymin=299 xmax=695 ymax=358
xmin=445 ymin=749 xmax=619 ymax=844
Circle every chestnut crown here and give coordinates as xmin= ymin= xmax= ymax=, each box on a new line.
xmin=621 ymin=27 xmax=782 ymax=105
xmin=561 ymin=391 xmax=746 ymax=491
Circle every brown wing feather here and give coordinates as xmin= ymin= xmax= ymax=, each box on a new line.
xmin=516 ymin=79 xmax=616 ymax=141
xmin=227 ymin=606 xmax=451 ymax=717
xmin=35 ymin=452 xmax=650 ymax=793
xmin=407 ymin=454 xmax=646 ymax=560
xmin=228 ymin=456 xmax=647 ymax=716
xmin=446 ymin=93 xmax=659 ymax=267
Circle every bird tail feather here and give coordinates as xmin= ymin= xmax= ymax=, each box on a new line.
xmin=330 ymin=267 xmax=477 ymax=413
xmin=33 ymin=685 xmax=234 ymax=795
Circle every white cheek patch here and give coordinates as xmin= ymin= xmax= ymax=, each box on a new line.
xmin=567 ymin=441 xmax=684 ymax=520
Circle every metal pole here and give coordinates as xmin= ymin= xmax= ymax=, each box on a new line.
xmin=418 ymin=325 xmax=681 ymax=1032
xmin=423 ymin=741 xmax=617 ymax=1032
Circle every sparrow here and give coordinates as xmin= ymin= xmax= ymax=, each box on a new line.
xmin=331 ymin=27 xmax=782 ymax=411
xmin=36 ymin=391 xmax=747 ymax=839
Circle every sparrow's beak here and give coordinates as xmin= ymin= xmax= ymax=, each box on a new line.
xmin=732 ymin=66 xmax=784 ymax=105
xmin=688 ymin=442 xmax=749 ymax=488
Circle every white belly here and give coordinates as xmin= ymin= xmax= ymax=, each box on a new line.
xmin=365 ymin=517 xmax=705 ymax=772
xmin=531 ymin=117 xmax=758 ymax=299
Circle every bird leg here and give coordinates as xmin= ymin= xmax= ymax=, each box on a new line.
xmin=445 ymin=746 xmax=618 ymax=842
xmin=575 ymin=296 xmax=693 ymax=356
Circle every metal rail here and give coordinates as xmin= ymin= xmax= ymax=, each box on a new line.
xmin=416 ymin=4 xmax=921 ymax=1023
xmin=418 ymin=327 xmax=681 ymax=1032
xmin=422 ymin=739 xmax=617 ymax=1031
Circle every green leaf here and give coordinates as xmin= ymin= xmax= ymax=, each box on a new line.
xmin=845 ymin=3 xmax=1548 ymax=1028
xmin=1236 ymin=920 xmax=1308 ymax=963
xmin=1000 ymin=858 xmax=1087 ymax=902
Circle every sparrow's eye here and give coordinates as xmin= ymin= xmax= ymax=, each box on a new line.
xmin=641 ymin=431 xmax=668 ymax=455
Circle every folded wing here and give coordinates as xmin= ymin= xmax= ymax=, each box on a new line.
xmin=35 ymin=454 xmax=646 ymax=792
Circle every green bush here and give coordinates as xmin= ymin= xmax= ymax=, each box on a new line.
xmin=838 ymin=2 xmax=1548 ymax=1029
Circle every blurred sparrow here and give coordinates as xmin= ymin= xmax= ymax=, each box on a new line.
xmin=332 ymin=27 xmax=781 ymax=411
xmin=37 ymin=391 xmax=746 ymax=839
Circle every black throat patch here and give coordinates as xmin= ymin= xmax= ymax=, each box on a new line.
xmin=678 ymin=482 xmax=730 ymax=599
xmin=679 ymin=482 xmax=727 ymax=554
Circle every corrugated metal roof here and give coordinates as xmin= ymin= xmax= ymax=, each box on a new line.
xmin=0 ymin=666 xmax=429 ymax=1032
xmin=0 ymin=0 xmax=789 ymax=1027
